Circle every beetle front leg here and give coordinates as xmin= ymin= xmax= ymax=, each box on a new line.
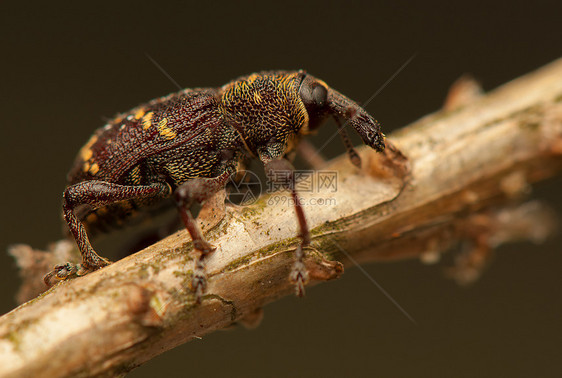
xmin=296 ymin=139 xmax=327 ymax=170
xmin=174 ymin=170 xmax=232 ymax=303
xmin=264 ymin=159 xmax=311 ymax=297
xmin=45 ymin=181 xmax=171 ymax=286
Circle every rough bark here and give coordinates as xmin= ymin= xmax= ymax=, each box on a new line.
xmin=2 ymin=58 xmax=562 ymax=377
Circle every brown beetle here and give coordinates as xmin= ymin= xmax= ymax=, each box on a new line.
xmin=45 ymin=70 xmax=385 ymax=301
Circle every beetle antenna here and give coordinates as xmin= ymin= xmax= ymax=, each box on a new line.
xmin=335 ymin=117 xmax=362 ymax=168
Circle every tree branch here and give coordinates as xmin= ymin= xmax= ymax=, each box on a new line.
xmin=2 ymin=58 xmax=562 ymax=377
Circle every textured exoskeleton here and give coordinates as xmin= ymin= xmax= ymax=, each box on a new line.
xmin=45 ymin=70 xmax=385 ymax=301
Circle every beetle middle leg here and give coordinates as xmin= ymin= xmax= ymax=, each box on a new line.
xmin=174 ymin=170 xmax=232 ymax=302
xmin=264 ymin=158 xmax=311 ymax=296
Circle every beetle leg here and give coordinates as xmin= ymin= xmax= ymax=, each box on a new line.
xmin=174 ymin=170 xmax=232 ymax=303
xmin=264 ymin=158 xmax=311 ymax=297
xmin=296 ymin=139 xmax=327 ymax=169
xmin=334 ymin=117 xmax=362 ymax=168
xmin=45 ymin=181 xmax=171 ymax=286
xmin=44 ymin=262 xmax=78 ymax=287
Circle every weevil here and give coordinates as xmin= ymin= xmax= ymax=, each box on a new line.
xmin=44 ymin=70 xmax=385 ymax=300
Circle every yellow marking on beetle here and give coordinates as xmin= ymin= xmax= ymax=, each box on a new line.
xmin=89 ymin=163 xmax=100 ymax=175
xmin=157 ymin=118 xmax=177 ymax=140
xmin=158 ymin=118 xmax=168 ymax=128
xmin=79 ymin=135 xmax=98 ymax=161
xmin=134 ymin=108 xmax=146 ymax=119
xmin=83 ymin=162 xmax=91 ymax=173
xmin=316 ymin=79 xmax=328 ymax=88
xmin=160 ymin=128 xmax=177 ymax=139
xmin=142 ymin=112 xmax=154 ymax=130
xmin=82 ymin=148 xmax=93 ymax=161
xmin=128 ymin=165 xmax=142 ymax=185
xmin=247 ymin=73 xmax=259 ymax=84
xmin=253 ymin=91 xmax=262 ymax=104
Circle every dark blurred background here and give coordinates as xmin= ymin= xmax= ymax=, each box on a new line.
xmin=1 ymin=1 xmax=561 ymax=377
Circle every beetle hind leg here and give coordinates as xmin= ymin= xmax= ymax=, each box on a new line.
xmin=44 ymin=181 xmax=170 ymax=287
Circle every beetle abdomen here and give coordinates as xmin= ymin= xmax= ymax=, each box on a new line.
xmin=67 ymin=89 xmax=228 ymax=185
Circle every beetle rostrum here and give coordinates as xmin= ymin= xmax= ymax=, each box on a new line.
xmin=44 ymin=70 xmax=385 ymax=301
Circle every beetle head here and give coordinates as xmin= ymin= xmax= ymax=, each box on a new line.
xmin=298 ymin=73 xmax=385 ymax=152
xmin=219 ymin=70 xmax=384 ymax=164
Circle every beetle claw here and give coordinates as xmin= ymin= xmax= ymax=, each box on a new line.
xmin=44 ymin=262 xmax=79 ymax=287
xmin=194 ymin=240 xmax=216 ymax=254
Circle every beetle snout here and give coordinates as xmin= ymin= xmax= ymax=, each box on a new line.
xmin=326 ymin=88 xmax=385 ymax=152
xmin=348 ymin=109 xmax=385 ymax=152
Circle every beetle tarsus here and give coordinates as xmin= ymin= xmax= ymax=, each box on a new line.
xmin=193 ymin=240 xmax=216 ymax=254
xmin=191 ymin=265 xmax=207 ymax=304
xmin=44 ymin=262 xmax=80 ymax=287
xmin=290 ymin=258 xmax=309 ymax=297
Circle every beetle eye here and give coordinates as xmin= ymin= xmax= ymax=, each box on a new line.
xmin=299 ymin=77 xmax=328 ymax=110
xmin=312 ymin=85 xmax=327 ymax=107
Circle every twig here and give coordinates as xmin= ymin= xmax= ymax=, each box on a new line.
xmin=2 ymin=58 xmax=562 ymax=377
